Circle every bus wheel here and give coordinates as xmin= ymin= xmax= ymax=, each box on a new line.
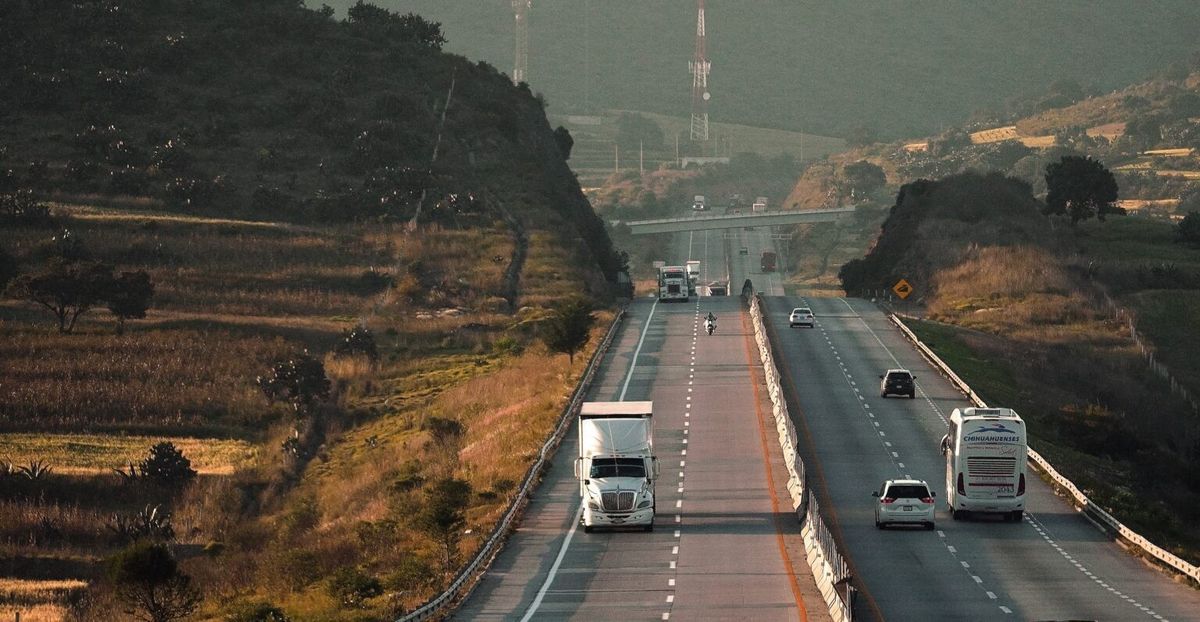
xmin=950 ymin=508 xmax=960 ymax=521
xmin=1010 ymin=510 xmax=1023 ymax=522
xmin=584 ymin=525 xmax=593 ymax=533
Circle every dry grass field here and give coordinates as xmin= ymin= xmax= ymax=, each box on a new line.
xmin=2 ymin=197 xmax=612 ymax=619
xmin=0 ymin=434 xmax=257 ymax=475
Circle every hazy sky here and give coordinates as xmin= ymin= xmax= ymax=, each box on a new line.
xmin=320 ymin=1 xmax=1200 ymax=138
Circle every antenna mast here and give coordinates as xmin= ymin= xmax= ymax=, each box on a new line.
xmin=688 ymin=0 xmax=711 ymax=143
xmin=512 ymin=0 xmax=531 ymax=84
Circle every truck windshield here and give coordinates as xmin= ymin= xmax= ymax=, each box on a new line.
xmin=590 ymin=458 xmax=646 ymax=479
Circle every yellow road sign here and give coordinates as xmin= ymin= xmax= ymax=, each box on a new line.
xmin=893 ymin=279 xmax=913 ymax=299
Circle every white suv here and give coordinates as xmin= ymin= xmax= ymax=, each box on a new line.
xmin=872 ymin=479 xmax=936 ymax=530
xmin=789 ymin=307 xmax=814 ymax=328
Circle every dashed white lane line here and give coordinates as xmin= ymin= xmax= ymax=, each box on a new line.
xmin=1023 ymin=513 xmax=1170 ymax=620
xmin=800 ymin=296 xmax=1017 ymax=616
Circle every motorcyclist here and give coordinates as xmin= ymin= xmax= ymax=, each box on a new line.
xmin=704 ymin=312 xmax=716 ymax=334
xmin=705 ymin=311 xmax=716 ymax=323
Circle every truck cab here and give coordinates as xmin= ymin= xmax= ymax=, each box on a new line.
xmin=576 ymin=401 xmax=658 ymax=532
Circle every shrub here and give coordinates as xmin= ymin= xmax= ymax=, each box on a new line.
xmin=0 ymin=189 xmax=54 ymax=225
xmin=107 ymin=541 xmax=200 ymax=622
xmin=139 ymin=442 xmax=196 ymax=488
xmin=225 ymin=601 xmax=291 ymax=622
xmin=327 ymin=567 xmax=383 ymax=609
xmin=334 ymin=326 xmax=378 ymax=360
xmin=258 ymin=350 xmax=331 ymax=415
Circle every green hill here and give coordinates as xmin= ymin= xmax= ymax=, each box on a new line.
xmin=329 ymin=0 xmax=1200 ymax=139
xmin=0 ymin=2 xmax=628 ymax=618
xmin=0 ymin=0 xmax=623 ymax=285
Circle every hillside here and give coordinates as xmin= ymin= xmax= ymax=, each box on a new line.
xmin=332 ymin=0 xmax=1200 ymax=139
xmin=0 ymin=0 xmax=622 ymax=288
xmin=0 ymin=2 xmax=627 ymax=620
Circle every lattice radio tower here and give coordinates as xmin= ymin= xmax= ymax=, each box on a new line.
xmin=512 ymin=0 xmax=531 ymax=84
xmin=688 ymin=0 xmax=711 ymax=142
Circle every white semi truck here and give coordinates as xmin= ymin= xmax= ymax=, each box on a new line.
xmin=576 ymin=401 xmax=658 ymax=532
xmin=685 ymin=260 xmax=701 ymax=296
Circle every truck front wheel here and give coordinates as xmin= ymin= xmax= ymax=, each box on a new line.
xmin=583 ymin=525 xmax=593 ymax=533
xmin=644 ymin=523 xmax=654 ymax=532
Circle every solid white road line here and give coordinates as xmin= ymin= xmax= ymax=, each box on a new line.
xmin=519 ymin=503 xmax=584 ymax=622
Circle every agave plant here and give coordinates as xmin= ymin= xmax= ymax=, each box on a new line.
xmin=112 ymin=462 xmax=142 ymax=484
xmin=107 ymin=504 xmax=175 ymax=543
xmin=18 ymin=460 xmax=53 ymax=480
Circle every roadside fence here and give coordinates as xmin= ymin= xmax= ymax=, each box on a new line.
xmin=399 ymin=308 xmax=627 ymax=621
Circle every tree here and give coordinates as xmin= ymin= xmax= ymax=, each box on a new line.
xmin=107 ymin=542 xmax=201 ymax=622
xmin=139 ymin=442 xmax=196 ymax=489
xmin=1177 ymin=211 xmax=1200 ymax=247
xmin=257 ymin=351 xmax=331 ymax=415
xmin=6 ymin=257 xmax=114 ymax=332
xmin=846 ymin=124 xmax=879 ymax=148
xmin=346 ymin=2 xmax=446 ymax=49
xmin=1043 ymin=155 xmax=1120 ymax=225
xmin=415 ymin=478 xmax=471 ymax=578
xmin=540 ymin=298 xmax=595 ymax=365
xmin=615 ymin=113 xmax=664 ymax=151
xmin=107 ymin=270 xmax=154 ymax=334
xmin=842 ymin=160 xmax=887 ymax=198
xmin=553 ymin=126 xmax=574 ymax=160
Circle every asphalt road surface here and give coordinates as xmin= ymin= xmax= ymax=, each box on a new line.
xmin=763 ymin=294 xmax=1200 ymax=621
xmin=454 ymin=230 xmax=815 ymax=620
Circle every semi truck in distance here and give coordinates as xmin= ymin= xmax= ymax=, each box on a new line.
xmin=692 ymin=195 xmax=707 ymax=211
xmin=941 ymin=407 xmax=1028 ymax=522
xmin=657 ymin=265 xmax=690 ymax=302
xmin=760 ymin=251 xmax=777 ymax=272
xmin=752 ymin=196 xmax=768 ymax=213
xmin=576 ymin=401 xmax=658 ymax=532
xmin=685 ymin=260 xmax=701 ymax=296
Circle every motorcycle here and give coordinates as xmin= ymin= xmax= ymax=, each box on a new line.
xmin=705 ymin=318 xmax=715 ymax=335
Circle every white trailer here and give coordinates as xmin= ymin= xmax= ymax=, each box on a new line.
xmin=576 ymin=401 xmax=657 ymax=532
xmin=685 ymin=260 xmax=701 ymax=296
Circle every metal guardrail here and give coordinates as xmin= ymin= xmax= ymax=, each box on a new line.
xmin=399 ymin=309 xmax=627 ymax=621
xmin=887 ymin=313 xmax=1200 ymax=586
xmin=749 ymin=293 xmax=853 ymax=621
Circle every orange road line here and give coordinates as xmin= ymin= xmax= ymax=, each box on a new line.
xmin=741 ymin=307 xmax=809 ymax=621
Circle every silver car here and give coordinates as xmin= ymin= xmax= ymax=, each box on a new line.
xmin=873 ymin=479 xmax=936 ymax=529
xmin=789 ymin=307 xmax=815 ymax=328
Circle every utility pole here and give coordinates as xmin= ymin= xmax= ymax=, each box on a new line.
xmin=512 ymin=0 xmax=531 ymax=84
xmin=640 ymin=140 xmax=645 ymax=175
xmin=688 ymin=0 xmax=711 ymax=145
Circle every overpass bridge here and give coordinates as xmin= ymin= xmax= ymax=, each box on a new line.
xmin=623 ymin=206 xmax=854 ymax=234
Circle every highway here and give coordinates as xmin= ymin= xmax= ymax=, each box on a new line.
xmin=454 ymin=230 xmax=820 ymax=620
xmin=453 ymin=213 xmax=1200 ymax=621
xmin=762 ymin=294 xmax=1200 ymax=621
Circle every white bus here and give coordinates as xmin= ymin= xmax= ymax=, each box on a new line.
xmin=658 ymin=265 xmax=690 ymax=302
xmin=942 ymin=407 xmax=1027 ymax=522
